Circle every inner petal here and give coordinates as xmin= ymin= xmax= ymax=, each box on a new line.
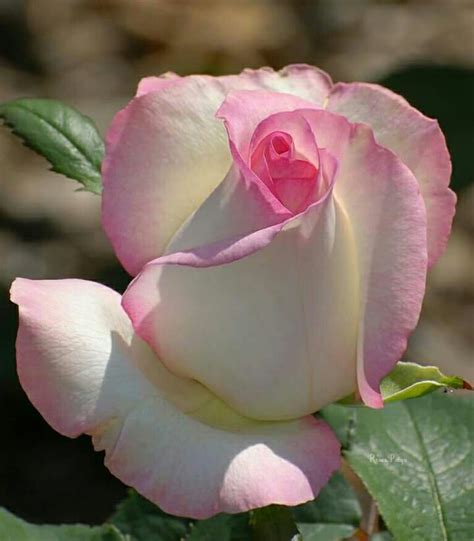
xmin=251 ymin=131 xmax=318 ymax=214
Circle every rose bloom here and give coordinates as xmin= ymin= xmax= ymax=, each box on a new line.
xmin=11 ymin=65 xmax=455 ymax=518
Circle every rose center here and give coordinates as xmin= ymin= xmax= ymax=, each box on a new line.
xmin=250 ymin=131 xmax=318 ymax=214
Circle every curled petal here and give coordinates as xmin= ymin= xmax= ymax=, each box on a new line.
xmin=11 ymin=278 xmax=340 ymax=519
xmin=217 ymin=90 xmax=317 ymax=162
xmin=330 ymin=123 xmax=428 ymax=407
xmin=327 ymin=82 xmax=455 ymax=267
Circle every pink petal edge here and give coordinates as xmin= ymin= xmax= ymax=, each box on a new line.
xmin=327 ymin=81 xmax=455 ymax=268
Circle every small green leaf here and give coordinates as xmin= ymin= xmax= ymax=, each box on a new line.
xmin=338 ymin=361 xmax=470 ymax=406
xmin=324 ymin=393 xmax=474 ymax=541
xmin=380 ymin=361 xmax=468 ymax=403
xmin=292 ymin=472 xmax=361 ymax=541
xmin=0 ymin=507 xmax=125 ymax=541
xmin=110 ymin=491 xmax=190 ymax=541
xmin=250 ymin=505 xmax=300 ymax=541
xmin=0 ymin=98 xmax=104 ymax=194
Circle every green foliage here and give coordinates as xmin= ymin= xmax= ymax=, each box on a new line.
xmin=0 ymin=507 xmax=125 ymax=541
xmin=380 ymin=362 xmax=467 ymax=403
xmin=250 ymin=505 xmax=300 ymax=541
xmin=110 ymin=490 xmax=190 ymax=541
xmin=109 ymin=475 xmax=361 ymax=541
xmin=0 ymin=98 xmax=104 ymax=194
xmin=338 ymin=361 xmax=469 ymax=406
xmin=185 ymin=514 xmax=251 ymax=540
xmin=323 ymin=392 xmax=474 ymax=541
xmin=371 ymin=533 xmax=393 ymax=541
xmin=292 ymin=472 xmax=361 ymax=540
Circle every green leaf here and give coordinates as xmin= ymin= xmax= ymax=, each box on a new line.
xmin=318 ymin=406 xmax=357 ymax=450
xmin=250 ymin=505 xmax=300 ymax=540
xmin=380 ymin=362 xmax=468 ymax=403
xmin=0 ymin=507 xmax=125 ymax=541
xmin=0 ymin=98 xmax=104 ymax=194
xmin=371 ymin=533 xmax=393 ymax=541
xmin=110 ymin=491 xmax=190 ymax=541
xmin=185 ymin=514 xmax=251 ymax=540
xmin=338 ymin=361 xmax=470 ymax=406
xmin=326 ymin=393 xmax=474 ymax=541
xmin=292 ymin=472 xmax=361 ymax=541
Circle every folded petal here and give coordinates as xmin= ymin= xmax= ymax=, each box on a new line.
xmin=163 ymin=164 xmax=291 ymax=259
xmin=327 ymin=82 xmax=455 ymax=267
xmin=11 ymin=278 xmax=340 ymax=518
xmin=328 ymin=123 xmax=428 ymax=408
xmin=102 ymin=77 xmax=232 ymax=276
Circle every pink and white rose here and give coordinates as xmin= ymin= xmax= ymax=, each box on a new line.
xmin=11 ymin=65 xmax=455 ymax=518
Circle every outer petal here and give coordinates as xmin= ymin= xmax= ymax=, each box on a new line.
xmin=102 ymin=77 xmax=232 ymax=276
xmin=11 ymin=278 xmax=340 ymax=518
xmin=327 ymin=82 xmax=455 ymax=267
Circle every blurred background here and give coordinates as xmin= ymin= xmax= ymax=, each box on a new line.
xmin=0 ymin=0 xmax=472 ymax=526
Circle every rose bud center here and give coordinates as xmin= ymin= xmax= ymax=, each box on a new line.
xmin=250 ymin=130 xmax=318 ymax=214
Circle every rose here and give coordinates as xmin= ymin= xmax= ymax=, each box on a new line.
xmin=11 ymin=65 xmax=455 ymax=518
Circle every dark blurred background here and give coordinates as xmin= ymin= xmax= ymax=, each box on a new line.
xmin=0 ymin=0 xmax=472 ymax=526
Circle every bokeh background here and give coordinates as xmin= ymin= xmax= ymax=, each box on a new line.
xmin=0 ymin=0 xmax=472 ymax=526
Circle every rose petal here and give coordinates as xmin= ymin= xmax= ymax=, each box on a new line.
xmin=136 ymin=64 xmax=332 ymax=104
xmin=217 ymin=90 xmax=318 ymax=162
xmin=327 ymin=82 xmax=455 ymax=267
xmin=136 ymin=72 xmax=180 ymax=97
xmin=163 ymin=164 xmax=291 ymax=257
xmin=102 ymin=77 xmax=232 ymax=276
xmin=11 ymin=278 xmax=340 ymax=519
xmin=326 ymin=122 xmax=428 ymax=408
